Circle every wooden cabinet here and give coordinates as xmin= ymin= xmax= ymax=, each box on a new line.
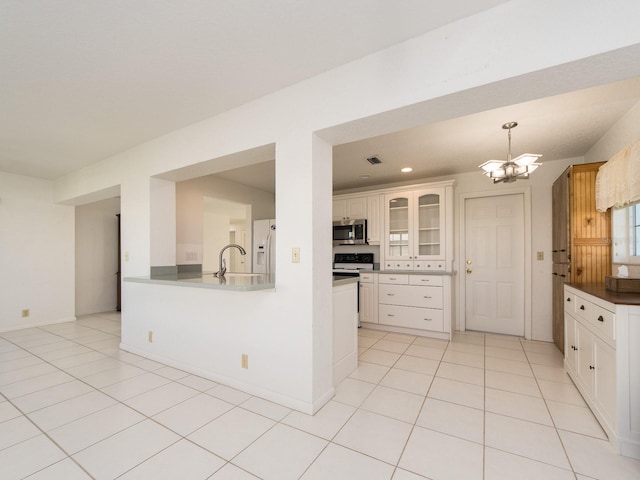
xmin=552 ymin=162 xmax=611 ymax=353
xmin=382 ymin=181 xmax=453 ymax=271
xmin=333 ymin=197 xmax=367 ymax=221
xmin=564 ymin=285 xmax=640 ymax=459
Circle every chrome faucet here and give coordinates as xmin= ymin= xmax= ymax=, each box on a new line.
xmin=213 ymin=244 xmax=247 ymax=277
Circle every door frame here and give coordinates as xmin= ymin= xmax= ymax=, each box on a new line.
xmin=457 ymin=187 xmax=532 ymax=339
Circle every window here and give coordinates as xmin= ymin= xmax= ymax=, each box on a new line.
xmin=612 ymin=202 xmax=640 ymax=264
xmin=632 ymin=204 xmax=640 ymax=256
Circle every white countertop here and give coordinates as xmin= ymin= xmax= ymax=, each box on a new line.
xmin=124 ymin=272 xmax=358 ymax=291
xmin=124 ymin=272 xmax=275 ymax=291
xmin=359 ymin=269 xmax=456 ymax=276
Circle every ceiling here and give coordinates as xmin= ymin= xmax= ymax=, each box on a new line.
xmin=0 ymin=0 xmax=510 ymax=179
xmin=332 ymin=77 xmax=640 ymax=191
xmin=209 ymin=77 xmax=640 ymax=194
xmin=3 ymin=2 xmax=639 ymax=193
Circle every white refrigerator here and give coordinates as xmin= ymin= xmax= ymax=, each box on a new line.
xmin=252 ymin=219 xmax=276 ymax=275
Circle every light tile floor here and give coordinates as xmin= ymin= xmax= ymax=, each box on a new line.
xmin=1 ymin=313 xmax=640 ymax=479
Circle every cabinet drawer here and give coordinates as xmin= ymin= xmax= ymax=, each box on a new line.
xmin=379 ymin=304 xmax=444 ymax=332
xmin=564 ymin=293 xmax=576 ymax=314
xmin=414 ymin=261 xmax=446 ymax=271
xmin=379 ymin=274 xmax=409 ymax=285
xmin=379 ymin=284 xmax=443 ymax=309
xmin=359 ymin=273 xmax=375 ymax=283
xmin=574 ymin=296 xmax=615 ymax=344
xmin=408 ymin=275 xmax=444 ymax=287
xmin=384 ymin=261 xmax=414 ymax=271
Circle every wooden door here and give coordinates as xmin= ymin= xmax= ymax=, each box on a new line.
xmin=570 ymin=163 xmax=611 ymax=284
xmin=116 ymin=213 xmax=121 ymax=312
xmin=552 ymin=167 xmax=570 ymax=263
xmin=464 ymin=194 xmax=525 ymax=336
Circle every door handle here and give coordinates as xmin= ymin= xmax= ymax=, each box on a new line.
xmin=466 ymin=269 xmax=472 ymax=274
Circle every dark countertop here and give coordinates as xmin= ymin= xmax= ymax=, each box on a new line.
xmin=567 ymin=283 xmax=640 ymax=306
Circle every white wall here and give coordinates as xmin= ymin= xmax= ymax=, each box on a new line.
xmin=150 ymin=177 xmax=177 ymax=267
xmin=0 ymin=172 xmax=75 ymax=331
xmin=52 ymin=1 xmax=640 ymax=409
xmin=75 ymin=197 xmax=120 ymax=315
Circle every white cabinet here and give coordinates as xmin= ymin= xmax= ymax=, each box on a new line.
xmin=332 ymin=282 xmax=358 ymax=386
xmin=359 ymin=272 xmax=378 ymax=324
xmin=564 ymin=285 xmax=640 ymax=459
xmin=333 ymin=194 xmax=383 ymax=245
xmin=377 ymin=273 xmax=450 ymax=338
xmin=366 ymin=194 xmax=382 ymax=245
xmin=333 ymin=197 xmax=367 ymax=221
xmin=382 ymin=182 xmax=453 ymax=271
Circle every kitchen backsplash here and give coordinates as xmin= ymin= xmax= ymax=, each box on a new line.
xmin=612 ymin=263 xmax=640 ymax=278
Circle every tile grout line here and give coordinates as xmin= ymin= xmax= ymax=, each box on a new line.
xmin=520 ymin=337 xmax=580 ymax=479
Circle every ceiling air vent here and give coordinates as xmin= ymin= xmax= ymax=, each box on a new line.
xmin=366 ymin=156 xmax=382 ymax=165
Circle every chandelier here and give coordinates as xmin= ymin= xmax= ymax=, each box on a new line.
xmin=479 ymin=122 xmax=542 ymax=183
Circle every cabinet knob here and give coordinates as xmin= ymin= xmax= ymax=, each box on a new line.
xmin=589 ymin=365 xmax=595 ymax=370
xmin=466 ymin=269 xmax=472 ymax=274
xmin=597 ymin=315 xmax=604 ymax=322
xmin=423 ymin=296 xmax=432 ymax=299
xmin=579 ymin=305 xmax=585 ymax=310
xmin=423 ymin=318 xmax=432 ymax=321
xmin=566 ymin=297 xmax=571 ymax=302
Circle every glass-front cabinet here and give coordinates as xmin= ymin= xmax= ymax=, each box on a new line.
xmin=385 ymin=193 xmax=412 ymax=260
xmin=414 ymin=189 xmax=444 ymax=259
xmin=384 ymin=185 xmax=449 ymax=270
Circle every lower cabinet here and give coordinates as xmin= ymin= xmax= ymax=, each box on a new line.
xmin=359 ymin=273 xmax=377 ymax=324
xmin=360 ymin=272 xmax=451 ymax=339
xmin=564 ymin=285 xmax=640 ymax=459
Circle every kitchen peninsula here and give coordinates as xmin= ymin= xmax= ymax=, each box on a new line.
xmin=121 ymin=272 xmax=357 ymax=412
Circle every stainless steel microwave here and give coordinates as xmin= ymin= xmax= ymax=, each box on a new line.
xmin=333 ymin=219 xmax=367 ymax=246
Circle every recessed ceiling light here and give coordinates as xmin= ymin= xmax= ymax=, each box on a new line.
xmin=401 ymin=167 xmax=413 ymax=173
xmin=360 ymin=174 xmax=370 ymax=179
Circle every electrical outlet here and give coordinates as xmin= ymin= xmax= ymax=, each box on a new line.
xmin=148 ymin=331 xmax=153 ymax=343
xmin=537 ymin=251 xmax=544 ymax=261
xmin=292 ymin=247 xmax=300 ymax=263
xmin=241 ymin=354 xmax=248 ymax=369
xmin=21 ymin=309 xmax=30 ymax=318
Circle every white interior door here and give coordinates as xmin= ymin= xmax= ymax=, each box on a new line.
xmin=464 ymin=194 xmax=525 ymax=336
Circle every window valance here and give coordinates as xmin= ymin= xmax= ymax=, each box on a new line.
xmin=595 ymin=138 xmax=640 ymax=212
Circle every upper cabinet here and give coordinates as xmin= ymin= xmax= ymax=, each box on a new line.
xmin=333 ymin=197 xmax=367 ymax=221
xmin=333 ymin=180 xmax=454 ymax=266
xmin=382 ymin=182 xmax=454 ymax=271
xmin=333 ymin=194 xmax=383 ymax=245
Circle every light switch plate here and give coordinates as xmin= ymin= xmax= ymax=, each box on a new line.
xmin=292 ymin=247 xmax=300 ymax=263
xmin=537 ymin=251 xmax=544 ymax=261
